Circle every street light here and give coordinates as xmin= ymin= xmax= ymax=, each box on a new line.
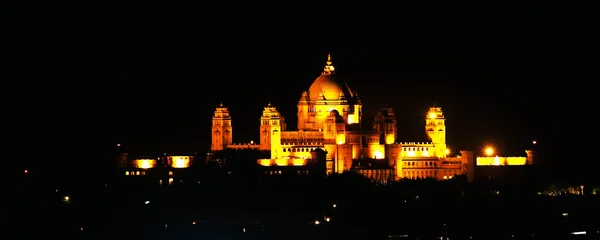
xmin=485 ymin=147 xmax=494 ymax=156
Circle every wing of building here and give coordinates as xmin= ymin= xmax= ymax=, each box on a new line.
xmin=211 ymin=55 xmax=475 ymax=182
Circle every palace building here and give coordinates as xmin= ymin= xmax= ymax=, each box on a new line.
xmin=211 ymin=55 xmax=483 ymax=182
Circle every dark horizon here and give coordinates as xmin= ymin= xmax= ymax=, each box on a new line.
xmin=6 ymin=2 xmax=596 ymax=181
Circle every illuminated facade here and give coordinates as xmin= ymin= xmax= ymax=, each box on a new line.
xmin=476 ymin=150 xmax=533 ymax=166
xmin=211 ymin=55 xmax=478 ymax=181
xmin=117 ymin=151 xmax=195 ymax=178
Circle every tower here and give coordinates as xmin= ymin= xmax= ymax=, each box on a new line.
xmin=525 ymin=150 xmax=533 ymax=165
xmin=259 ymin=103 xmax=284 ymax=158
xmin=211 ymin=103 xmax=232 ymax=152
xmin=373 ymin=108 xmax=397 ymax=144
xmin=425 ymin=107 xmax=446 ymax=157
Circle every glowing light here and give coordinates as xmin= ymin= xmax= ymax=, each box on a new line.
xmin=476 ymin=157 xmax=526 ymax=166
xmin=24 ymin=169 xmax=28 ymax=174
xmin=325 ymin=217 xmax=330 ymax=222
xmin=175 ymin=159 xmax=185 ymax=167
xmin=385 ymin=134 xmax=395 ymax=144
xmin=444 ymin=149 xmax=450 ymax=155
xmin=348 ymin=115 xmax=355 ymax=124
xmin=407 ymin=151 xmax=415 ymax=157
xmin=485 ymin=147 xmax=494 ymax=156
xmin=428 ymin=113 xmax=436 ymax=119
xmin=314 ymin=220 xmax=320 ymax=225
xmin=171 ymin=156 xmax=190 ymax=168
xmin=532 ymin=140 xmax=537 ymax=144
xmin=333 ymin=204 xmax=336 ymax=208
xmin=134 ymin=159 xmax=155 ymax=169
xmin=117 ymin=143 xmax=120 ymax=147
xmin=292 ymin=159 xmax=306 ymax=166
xmin=422 ymin=151 xmax=429 ymax=157
xmin=493 ymin=156 xmax=500 ymax=165
xmin=258 ymin=159 xmax=272 ymax=166
xmin=275 ymin=159 xmax=289 ymax=166
xmin=374 ymin=149 xmax=384 ymax=159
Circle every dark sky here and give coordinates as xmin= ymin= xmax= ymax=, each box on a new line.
xmin=7 ymin=2 xmax=597 ymax=178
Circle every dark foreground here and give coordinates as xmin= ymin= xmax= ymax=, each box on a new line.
xmin=12 ymin=172 xmax=600 ymax=239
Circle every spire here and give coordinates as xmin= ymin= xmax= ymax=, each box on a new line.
xmin=219 ymin=102 xmax=224 ymax=107
xmin=323 ymin=54 xmax=335 ymax=74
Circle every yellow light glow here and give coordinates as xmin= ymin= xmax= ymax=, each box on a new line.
xmin=258 ymin=159 xmax=272 ymax=166
xmin=422 ymin=151 xmax=429 ymax=157
xmin=428 ymin=113 xmax=436 ymax=119
xmin=170 ymin=156 xmax=190 ymax=168
xmin=407 ymin=151 xmax=415 ymax=157
xmin=133 ymin=159 xmax=156 ymax=169
xmin=168 ymin=178 xmax=174 ymax=184
xmin=385 ymin=134 xmax=395 ymax=144
xmin=485 ymin=147 xmax=494 ymax=156
xmin=444 ymin=149 xmax=450 ymax=155
xmin=476 ymin=157 xmax=527 ymax=166
xmin=348 ymin=114 xmax=355 ymax=124
xmin=275 ymin=159 xmax=288 ymax=166
xmin=336 ymin=133 xmax=346 ymax=145
xmin=374 ymin=149 xmax=383 ymax=159
xmin=292 ymin=159 xmax=306 ymax=166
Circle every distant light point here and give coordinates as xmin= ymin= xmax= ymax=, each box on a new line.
xmin=532 ymin=140 xmax=537 ymax=145
xmin=24 ymin=169 xmax=28 ymax=174
xmin=117 ymin=143 xmax=121 ymax=147
xmin=485 ymin=147 xmax=494 ymax=156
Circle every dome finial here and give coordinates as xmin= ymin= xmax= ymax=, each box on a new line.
xmin=323 ymin=54 xmax=335 ymax=74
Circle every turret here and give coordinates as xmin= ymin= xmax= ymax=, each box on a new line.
xmin=373 ymin=108 xmax=397 ymax=144
xmin=211 ymin=103 xmax=232 ymax=152
xmin=525 ymin=150 xmax=533 ymax=165
xmin=324 ymin=110 xmax=345 ymax=144
xmin=297 ymin=91 xmax=310 ymax=130
xmin=425 ymin=107 xmax=447 ymax=157
xmin=259 ymin=103 xmax=284 ymax=158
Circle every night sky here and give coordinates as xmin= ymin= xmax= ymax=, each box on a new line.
xmin=7 ymin=2 xmax=596 ymax=179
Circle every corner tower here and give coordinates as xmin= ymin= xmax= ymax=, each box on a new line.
xmin=211 ymin=103 xmax=232 ymax=152
xmin=259 ymin=103 xmax=285 ymax=156
xmin=373 ymin=108 xmax=397 ymax=144
xmin=425 ymin=107 xmax=446 ymax=157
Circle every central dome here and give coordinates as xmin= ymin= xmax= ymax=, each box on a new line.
xmin=308 ymin=74 xmax=354 ymax=101
xmin=307 ymin=55 xmax=354 ymax=101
